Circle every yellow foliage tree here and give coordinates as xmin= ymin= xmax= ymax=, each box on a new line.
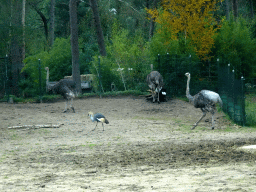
xmin=147 ymin=0 xmax=222 ymax=60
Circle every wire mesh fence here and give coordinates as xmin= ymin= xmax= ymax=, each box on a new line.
xmin=155 ymin=54 xmax=246 ymax=126
xmin=218 ymin=64 xmax=246 ymax=126
xmin=155 ymin=53 xmax=218 ymax=97
xmin=0 ymin=56 xmax=10 ymax=101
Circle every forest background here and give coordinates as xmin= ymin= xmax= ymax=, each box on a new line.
xmin=0 ymin=0 xmax=256 ymax=97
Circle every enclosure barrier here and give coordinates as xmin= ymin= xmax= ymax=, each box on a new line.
xmin=0 ymin=55 xmax=9 ymax=101
xmin=156 ymin=54 xmax=246 ymax=126
xmin=218 ymin=64 xmax=246 ymax=126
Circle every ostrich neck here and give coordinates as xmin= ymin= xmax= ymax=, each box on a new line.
xmin=46 ymin=69 xmax=49 ymax=87
xmin=186 ymin=76 xmax=194 ymax=102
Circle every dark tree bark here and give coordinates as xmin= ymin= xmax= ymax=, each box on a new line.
xmin=10 ymin=0 xmax=24 ymax=96
xmin=149 ymin=0 xmax=158 ymax=40
xmin=90 ymin=0 xmax=107 ymax=56
xmin=249 ymin=0 xmax=254 ymax=18
xmin=49 ymin=0 xmax=56 ymax=47
xmin=29 ymin=2 xmax=48 ymax=40
xmin=21 ymin=0 xmax=26 ymax=61
xmin=232 ymin=0 xmax=238 ymax=19
xmin=69 ymin=0 xmax=81 ymax=94
xmin=225 ymin=0 xmax=230 ymax=20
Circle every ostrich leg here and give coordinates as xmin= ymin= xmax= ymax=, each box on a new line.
xmin=70 ymin=98 xmax=75 ymax=113
xmin=63 ymin=101 xmax=68 ymax=113
xmin=211 ymin=110 xmax=215 ymax=130
xmin=191 ymin=111 xmax=206 ymax=129
xmin=158 ymin=91 xmax=160 ymax=104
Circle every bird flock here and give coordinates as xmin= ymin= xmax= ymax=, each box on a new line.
xmin=48 ymin=71 xmax=223 ymax=131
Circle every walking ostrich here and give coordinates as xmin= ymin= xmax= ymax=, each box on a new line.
xmin=88 ymin=112 xmax=109 ymax=131
xmin=45 ymin=67 xmax=76 ymax=113
xmin=185 ymin=72 xmax=222 ymax=129
xmin=147 ymin=71 xmax=164 ymax=103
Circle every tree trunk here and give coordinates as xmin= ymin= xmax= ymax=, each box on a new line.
xmin=149 ymin=0 xmax=158 ymax=40
xmin=90 ymin=0 xmax=106 ymax=56
xmin=10 ymin=0 xmax=23 ymax=96
xmin=49 ymin=0 xmax=56 ymax=47
xmin=21 ymin=0 xmax=26 ymax=61
xmin=232 ymin=0 xmax=238 ymax=19
xmin=69 ymin=0 xmax=81 ymax=94
xmin=225 ymin=0 xmax=230 ymax=20
xmin=249 ymin=0 xmax=254 ymax=18
xmin=29 ymin=2 xmax=48 ymax=41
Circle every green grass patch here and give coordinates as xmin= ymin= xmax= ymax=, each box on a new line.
xmin=245 ymin=93 xmax=256 ymax=127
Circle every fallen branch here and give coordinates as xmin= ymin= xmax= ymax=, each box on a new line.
xmin=8 ymin=124 xmax=63 ymax=129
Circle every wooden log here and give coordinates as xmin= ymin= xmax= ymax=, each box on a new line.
xmin=8 ymin=124 xmax=63 ymax=129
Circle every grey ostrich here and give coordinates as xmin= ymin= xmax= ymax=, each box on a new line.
xmin=88 ymin=112 xmax=109 ymax=131
xmin=48 ymin=78 xmax=76 ymax=113
xmin=45 ymin=67 xmax=76 ymax=113
xmin=185 ymin=72 xmax=222 ymax=129
xmin=147 ymin=71 xmax=164 ymax=103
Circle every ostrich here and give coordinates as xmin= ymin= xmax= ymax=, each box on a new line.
xmin=185 ymin=72 xmax=222 ymax=130
xmin=45 ymin=67 xmax=76 ymax=113
xmin=147 ymin=71 xmax=164 ymax=103
xmin=88 ymin=112 xmax=109 ymax=131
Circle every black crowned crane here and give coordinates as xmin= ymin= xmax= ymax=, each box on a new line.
xmin=185 ymin=72 xmax=222 ymax=130
xmin=88 ymin=112 xmax=109 ymax=131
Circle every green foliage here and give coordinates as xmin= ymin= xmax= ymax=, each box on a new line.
xmin=90 ymin=26 xmax=152 ymax=92
xmin=147 ymin=25 xmax=196 ymax=57
xmin=21 ymin=38 xmax=72 ymax=96
xmin=214 ymin=17 xmax=256 ymax=78
xmin=245 ymin=94 xmax=256 ymax=127
xmin=23 ymin=37 xmax=72 ymax=80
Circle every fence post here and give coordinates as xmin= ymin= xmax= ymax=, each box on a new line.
xmin=241 ymin=76 xmax=246 ymax=126
xmin=38 ymin=59 xmax=42 ymax=103
xmin=5 ymin=55 xmax=10 ymax=103
xmin=98 ymin=56 xmax=102 ymax=98
xmin=232 ymin=69 xmax=235 ymax=121
xmin=157 ymin=54 xmax=160 ymax=71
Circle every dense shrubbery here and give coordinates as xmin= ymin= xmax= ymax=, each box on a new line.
xmin=214 ymin=17 xmax=256 ymax=78
xmin=90 ymin=25 xmax=152 ymax=92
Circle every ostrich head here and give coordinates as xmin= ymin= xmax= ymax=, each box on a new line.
xmin=185 ymin=72 xmax=190 ymax=78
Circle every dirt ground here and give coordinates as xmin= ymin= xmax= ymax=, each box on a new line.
xmin=1 ymin=96 xmax=256 ymax=192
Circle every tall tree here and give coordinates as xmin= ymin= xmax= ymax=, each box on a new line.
xmin=225 ymin=0 xmax=230 ymax=20
xmin=49 ymin=0 xmax=56 ymax=47
xmin=90 ymin=0 xmax=107 ymax=56
xmin=249 ymin=0 xmax=254 ymax=18
xmin=232 ymin=0 xmax=238 ymax=19
xmin=69 ymin=0 xmax=81 ymax=93
xmin=22 ymin=0 xmax=26 ymax=61
xmin=148 ymin=0 xmax=158 ymax=39
xmin=29 ymin=1 xmax=48 ymax=41
xmin=10 ymin=0 xmax=23 ymax=96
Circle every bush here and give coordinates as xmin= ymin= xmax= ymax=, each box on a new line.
xmin=90 ymin=27 xmax=152 ymax=92
xmin=21 ymin=38 xmax=72 ymax=96
xmin=214 ymin=17 xmax=256 ymax=78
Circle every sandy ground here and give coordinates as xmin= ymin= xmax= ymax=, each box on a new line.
xmin=0 ymin=96 xmax=256 ymax=192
